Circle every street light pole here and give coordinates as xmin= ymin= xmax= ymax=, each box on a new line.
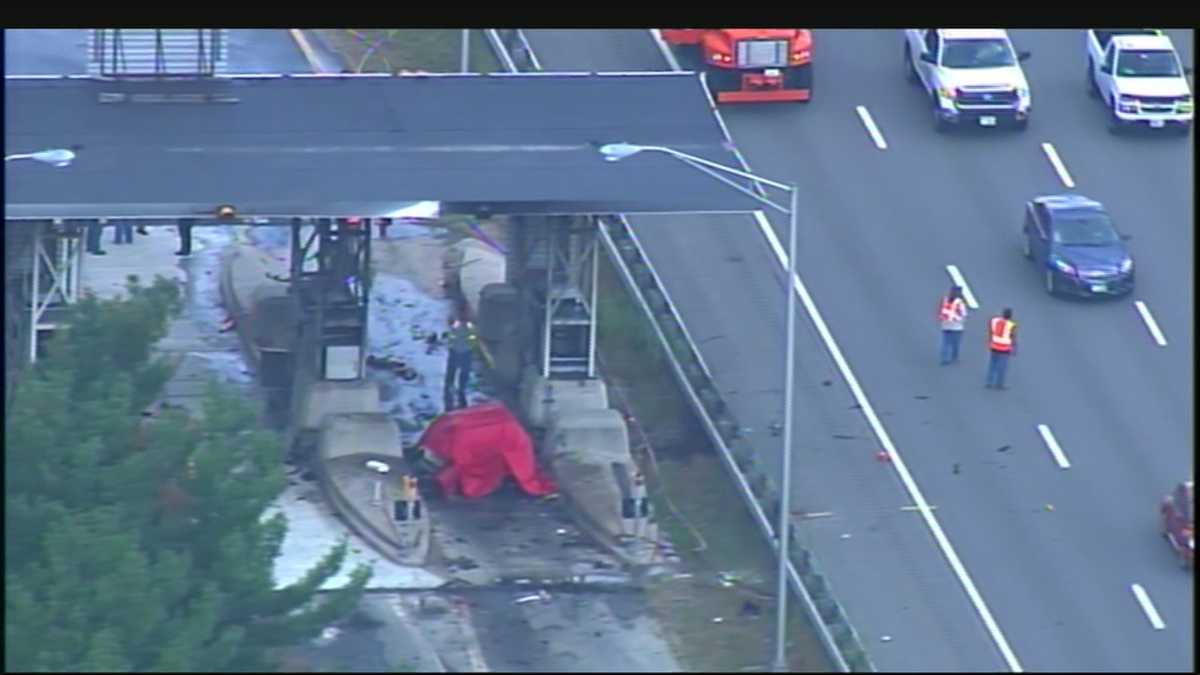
xmin=598 ymin=143 xmax=800 ymax=671
xmin=773 ymin=182 xmax=799 ymax=672
xmin=460 ymin=29 xmax=470 ymax=73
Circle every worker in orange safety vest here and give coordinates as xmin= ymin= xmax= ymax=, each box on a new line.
xmin=938 ymin=285 xmax=968 ymax=365
xmin=985 ymin=308 xmax=1017 ymax=389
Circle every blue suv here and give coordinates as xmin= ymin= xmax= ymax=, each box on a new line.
xmin=1022 ymin=194 xmax=1134 ymax=297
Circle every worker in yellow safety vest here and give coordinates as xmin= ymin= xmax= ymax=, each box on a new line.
xmin=938 ymin=285 xmax=968 ymax=365
xmin=985 ymin=308 xmax=1017 ymax=390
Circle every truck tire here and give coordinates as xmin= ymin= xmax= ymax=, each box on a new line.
xmin=704 ymin=67 xmax=740 ymax=97
xmin=904 ymin=43 xmax=919 ymax=84
xmin=1107 ymin=100 xmax=1123 ymax=134
xmin=933 ymin=97 xmax=951 ymax=133
xmin=785 ymin=63 xmax=813 ymax=101
xmin=1087 ymin=59 xmax=1099 ymax=98
xmin=674 ymin=43 xmax=702 ymax=71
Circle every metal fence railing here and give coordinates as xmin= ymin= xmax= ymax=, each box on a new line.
xmin=484 ymin=29 xmax=874 ymax=672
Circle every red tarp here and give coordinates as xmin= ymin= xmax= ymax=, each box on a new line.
xmin=417 ymin=402 xmax=558 ymax=499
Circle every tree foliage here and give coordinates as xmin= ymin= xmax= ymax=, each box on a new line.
xmin=5 ymin=277 xmax=371 ymax=672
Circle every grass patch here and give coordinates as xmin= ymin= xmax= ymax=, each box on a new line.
xmin=595 ymin=253 xmax=831 ymax=672
xmin=317 ymin=29 xmax=501 ymax=74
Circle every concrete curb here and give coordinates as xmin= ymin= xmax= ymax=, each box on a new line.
xmin=218 ymin=246 xmax=259 ymax=370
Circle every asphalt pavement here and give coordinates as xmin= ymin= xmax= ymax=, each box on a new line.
xmin=523 ymin=28 xmax=1193 ymax=672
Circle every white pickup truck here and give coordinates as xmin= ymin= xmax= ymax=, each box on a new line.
xmin=1087 ymin=29 xmax=1193 ymax=133
xmin=904 ymin=28 xmax=1031 ymax=132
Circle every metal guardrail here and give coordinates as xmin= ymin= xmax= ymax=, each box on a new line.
xmin=485 ymin=29 xmax=871 ymax=672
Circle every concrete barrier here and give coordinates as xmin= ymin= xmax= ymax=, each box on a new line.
xmin=519 ymin=366 xmax=609 ymax=428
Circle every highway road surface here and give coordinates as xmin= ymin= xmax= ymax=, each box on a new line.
xmin=522 ymin=28 xmax=1194 ymax=672
xmin=4 ymin=28 xmax=312 ymax=74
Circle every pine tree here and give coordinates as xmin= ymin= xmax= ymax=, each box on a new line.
xmin=5 ymin=276 xmax=371 ymax=672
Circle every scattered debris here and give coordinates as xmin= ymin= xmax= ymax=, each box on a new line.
xmin=711 ymin=616 xmax=725 ymax=624
xmin=832 ymin=434 xmax=856 ymax=440
xmin=717 ymin=572 xmax=739 ymax=587
xmin=996 ymin=445 xmax=1011 ymax=453
xmin=914 ymin=395 xmax=930 ymax=400
xmin=953 ymin=463 xmax=961 ymax=475
xmin=768 ymin=422 xmax=783 ymax=437
xmin=1045 ymin=504 xmax=1055 ymax=512
xmin=672 ymin=572 xmax=694 ymax=580
xmin=514 ymin=590 xmax=552 ymax=605
xmin=840 ymin=533 xmax=852 ymax=540
xmin=875 ymin=451 xmax=891 ymax=463
xmin=555 ymin=528 xmax=569 ymax=536
xmin=739 ymin=601 xmax=762 ymax=618
xmin=881 ymin=635 xmax=892 ymax=643
xmin=821 ymin=379 xmax=832 ymax=387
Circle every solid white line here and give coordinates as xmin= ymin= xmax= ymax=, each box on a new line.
xmin=1130 ymin=584 xmax=1167 ymax=630
xmin=945 ymin=265 xmax=980 ymax=310
xmin=754 ymin=211 xmax=1023 ymax=673
xmin=855 ymin=106 xmax=889 ymax=150
xmin=1036 ymin=424 xmax=1072 ymax=470
xmin=1134 ymin=301 xmax=1168 ymax=347
xmin=1040 ymin=142 xmax=1076 ymax=189
xmin=648 ymin=29 xmax=683 ymax=71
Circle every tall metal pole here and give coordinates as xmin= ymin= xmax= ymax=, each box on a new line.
xmin=460 ymin=29 xmax=470 ymax=73
xmin=772 ymin=185 xmax=800 ymax=671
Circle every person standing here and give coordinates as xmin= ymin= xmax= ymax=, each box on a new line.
xmin=938 ymin=285 xmax=968 ymax=365
xmin=985 ymin=308 xmax=1017 ymax=389
xmin=175 ymin=218 xmax=194 ymax=256
xmin=113 ymin=221 xmax=133 ymax=245
xmin=85 ymin=220 xmax=106 ymax=255
xmin=443 ymin=317 xmax=478 ymax=411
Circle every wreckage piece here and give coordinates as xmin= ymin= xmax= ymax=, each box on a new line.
xmin=417 ymin=402 xmax=557 ymax=499
xmin=318 ymin=412 xmax=430 ymax=566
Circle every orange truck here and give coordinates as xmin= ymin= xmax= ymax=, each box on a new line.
xmin=660 ymin=29 xmax=813 ymax=103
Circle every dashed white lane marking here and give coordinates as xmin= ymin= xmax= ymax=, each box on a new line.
xmin=855 ymin=105 xmax=889 ymax=150
xmin=1134 ymin=301 xmax=1168 ymax=347
xmin=1036 ymin=424 xmax=1072 ymax=470
xmin=1040 ymin=142 xmax=1076 ymax=188
xmin=945 ymin=264 xmax=980 ymax=310
xmin=753 ymin=210 xmax=1023 ymax=672
xmin=1130 ymin=584 xmax=1167 ymax=630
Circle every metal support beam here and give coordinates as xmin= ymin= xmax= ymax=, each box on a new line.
xmin=513 ymin=215 xmax=600 ymax=381
xmin=25 ymin=220 xmax=83 ymax=363
xmin=288 ymin=217 xmax=372 ymax=381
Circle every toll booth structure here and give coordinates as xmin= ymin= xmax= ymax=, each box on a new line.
xmin=7 ymin=64 xmax=761 ymax=394
xmin=509 ymin=215 xmax=601 ymax=380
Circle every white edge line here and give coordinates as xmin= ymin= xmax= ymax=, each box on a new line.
xmin=1036 ymin=424 xmax=1072 ymax=470
xmin=754 ymin=210 xmax=1023 ymax=673
xmin=1134 ymin=301 xmax=1168 ymax=347
xmin=1131 ymin=584 xmax=1167 ymax=630
xmin=945 ymin=264 xmax=980 ymax=310
xmin=648 ymin=29 xmax=683 ymax=71
xmin=1040 ymin=142 xmax=1076 ymax=189
xmin=854 ymin=105 xmax=889 ymax=150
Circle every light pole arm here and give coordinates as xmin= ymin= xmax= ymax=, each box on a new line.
xmin=5 ymin=154 xmax=32 ymax=161
xmin=641 ymin=145 xmax=794 ymax=193
xmin=674 ymin=154 xmax=791 ymax=215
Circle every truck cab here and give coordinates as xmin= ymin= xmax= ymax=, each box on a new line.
xmin=904 ymin=28 xmax=1032 ymax=132
xmin=661 ymin=29 xmax=813 ymax=103
xmin=1087 ymin=30 xmax=1193 ymax=133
